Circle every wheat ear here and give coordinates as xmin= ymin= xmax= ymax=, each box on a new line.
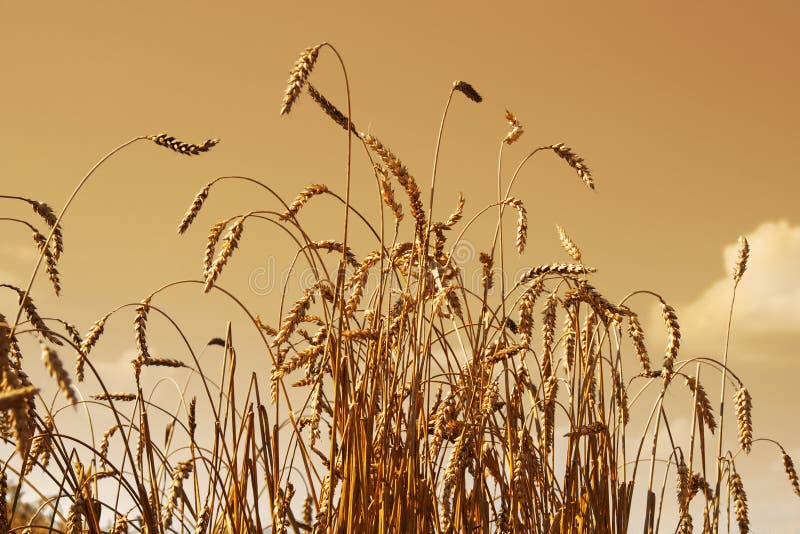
xmin=148 ymin=134 xmax=219 ymax=155
xmin=280 ymin=45 xmax=322 ymax=116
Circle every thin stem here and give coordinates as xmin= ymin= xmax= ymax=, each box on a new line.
xmin=713 ymin=280 xmax=740 ymax=519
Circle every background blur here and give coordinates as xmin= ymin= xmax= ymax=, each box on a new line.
xmin=1 ymin=1 xmax=799 ymax=530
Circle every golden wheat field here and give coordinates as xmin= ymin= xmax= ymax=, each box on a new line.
xmin=2 ymin=4 xmax=800 ymax=533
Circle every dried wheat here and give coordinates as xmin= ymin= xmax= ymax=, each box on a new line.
xmin=733 ymin=236 xmax=749 ymax=284
xmin=545 ymin=143 xmax=594 ymax=190
xmin=556 ymin=224 xmax=582 ymax=262
xmin=204 ymin=217 xmax=245 ymax=292
xmin=178 ymin=183 xmax=211 ymax=234
xmin=148 ymin=133 xmax=219 ymax=155
xmin=504 ymin=110 xmax=524 ymax=145
xmin=41 ymin=344 xmax=77 ymax=404
xmin=734 ymin=387 xmax=752 ymax=453
xmin=281 ymin=184 xmax=329 ymax=221
xmin=453 ymin=80 xmax=482 ymax=103
xmin=730 ymin=469 xmax=749 ymax=533
xmin=281 ymin=45 xmax=321 ymax=116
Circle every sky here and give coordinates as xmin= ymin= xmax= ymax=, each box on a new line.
xmin=1 ymin=1 xmax=799 ymax=530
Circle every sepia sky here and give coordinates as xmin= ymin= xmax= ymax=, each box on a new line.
xmin=1 ymin=1 xmax=799 ymax=529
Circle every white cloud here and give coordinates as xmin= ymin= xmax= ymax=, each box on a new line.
xmin=678 ymin=220 xmax=800 ymax=357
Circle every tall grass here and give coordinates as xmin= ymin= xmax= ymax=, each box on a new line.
xmin=0 ymin=43 xmax=798 ymax=533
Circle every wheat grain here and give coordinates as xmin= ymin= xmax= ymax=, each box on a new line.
xmin=142 ymin=357 xmax=186 ymax=368
xmin=195 ymin=504 xmax=210 ymax=534
xmin=733 ymin=236 xmax=749 ymax=284
xmin=274 ymin=286 xmax=317 ymax=347
xmin=281 ymin=45 xmax=321 ymax=116
xmin=678 ymin=513 xmax=693 ymax=534
xmin=543 ymin=375 xmax=558 ymax=452
xmin=504 ymin=198 xmax=528 ymax=254
xmin=563 ymin=310 xmax=577 ymax=370
xmin=341 ymin=328 xmax=379 ymax=340
xmin=453 ymin=80 xmax=482 ymax=103
xmin=41 ymin=344 xmax=77 ymax=405
xmin=685 ymin=375 xmax=717 ymax=434
xmin=77 ymin=316 xmax=107 ymax=381
xmin=626 ymin=312 xmax=651 ymax=372
xmin=27 ymin=199 xmax=64 ymax=260
xmin=443 ymin=192 xmax=465 ymax=229
xmin=781 ymin=449 xmax=800 ymax=497
xmin=613 ymin=370 xmax=629 ymax=425
xmin=163 ymin=460 xmax=193 ymax=529
xmin=99 ymin=424 xmax=120 ymax=467
xmin=2 ymin=284 xmax=61 ymax=344
xmin=362 ymin=133 xmax=426 ymax=235
xmin=310 ymin=239 xmax=359 ymax=267
xmin=203 ymin=221 xmax=227 ymax=277
xmin=92 ymin=392 xmax=137 ymax=401
xmin=730 ymin=469 xmax=749 ymax=533
xmin=519 ymin=263 xmax=595 ymax=283
xmin=0 ymin=385 xmax=38 ymax=411
xmin=504 ymin=110 xmax=524 ymax=145
xmin=32 ymin=230 xmax=61 ymax=295
xmin=204 ymin=217 xmax=245 ymax=292
xmin=111 ymin=514 xmax=128 ymax=534
xmin=306 ymin=82 xmax=357 ymax=134
xmin=479 ymin=252 xmax=494 ymax=290
xmin=541 ymin=293 xmax=557 ymax=378
xmin=556 ymin=224 xmax=582 ymax=262
xmin=281 ymin=184 xmax=329 ymax=221
xmin=660 ymin=300 xmax=680 ymax=379
xmin=375 ymin=164 xmax=403 ymax=221
xmin=545 ymin=143 xmax=594 ymax=190
xmin=564 ymin=421 xmax=606 ymax=438
xmin=734 ymin=387 xmax=752 ymax=453
xmin=134 ymin=297 xmax=152 ymax=363
xmin=518 ymin=279 xmax=543 ymax=348
xmin=148 ymin=133 xmax=219 ymax=155
xmin=345 ymin=251 xmax=380 ymax=317
xmin=178 ymin=183 xmax=211 ymax=234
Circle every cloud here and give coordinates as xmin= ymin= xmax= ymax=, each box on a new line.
xmin=678 ymin=220 xmax=800 ymax=359
xmin=0 ymin=242 xmax=37 ymax=263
